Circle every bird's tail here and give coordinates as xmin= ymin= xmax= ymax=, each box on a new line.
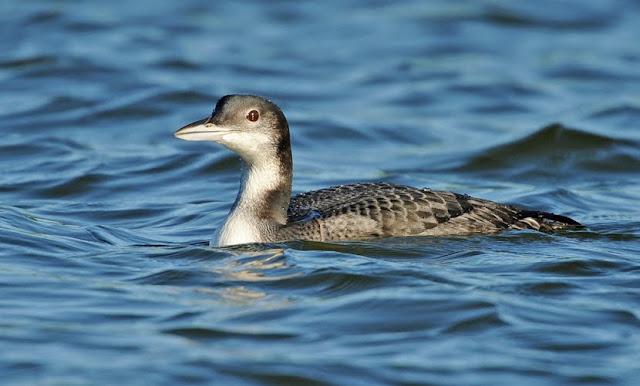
xmin=513 ymin=210 xmax=583 ymax=232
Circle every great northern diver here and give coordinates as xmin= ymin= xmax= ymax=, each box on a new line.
xmin=175 ymin=95 xmax=581 ymax=247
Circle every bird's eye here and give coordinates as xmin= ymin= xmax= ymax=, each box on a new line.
xmin=247 ymin=110 xmax=259 ymax=122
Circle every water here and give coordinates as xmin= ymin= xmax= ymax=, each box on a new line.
xmin=2 ymin=1 xmax=640 ymax=385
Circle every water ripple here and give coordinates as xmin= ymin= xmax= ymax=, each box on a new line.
xmin=454 ymin=123 xmax=640 ymax=178
xmin=2 ymin=1 xmax=640 ymax=385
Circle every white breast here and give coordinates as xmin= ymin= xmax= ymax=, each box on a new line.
xmin=214 ymin=210 xmax=264 ymax=247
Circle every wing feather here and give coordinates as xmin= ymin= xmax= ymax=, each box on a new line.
xmin=283 ymin=183 xmax=516 ymax=241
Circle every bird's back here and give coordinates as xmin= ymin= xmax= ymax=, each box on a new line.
xmin=279 ymin=183 xmax=579 ymax=242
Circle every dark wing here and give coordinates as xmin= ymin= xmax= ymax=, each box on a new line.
xmin=282 ymin=183 xmax=522 ymax=241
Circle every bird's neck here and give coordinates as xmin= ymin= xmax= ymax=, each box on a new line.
xmin=216 ymin=150 xmax=292 ymax=247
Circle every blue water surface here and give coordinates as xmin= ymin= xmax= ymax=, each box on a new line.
xmin=1 ymin=1 xmax=640 ymax=385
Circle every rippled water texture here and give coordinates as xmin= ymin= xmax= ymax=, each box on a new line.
xmin=2 ymin=1 xmax=640 ymax=385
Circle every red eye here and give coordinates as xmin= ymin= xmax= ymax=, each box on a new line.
xmin=247 ymin=110 xmax=259 ymax=122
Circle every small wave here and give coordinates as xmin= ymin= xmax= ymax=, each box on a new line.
xmin=27 ymin=10 xmax=62 ymax=24
xmin=447 ymin=81 xmax=544 ymax=98
xmin=145 ymin=89 xmax=213 ymax=105
xmin=518 ymin=281 xmax=581 ymax=295
xmin=38 ymin=173 xmax=109 ymax=198
xmin=19 ymin=58 xmax=120 ymax=80
xmin=163 ymin=326 xmax=297 ymax=341
xmin=528 ymin=258 xmax=627 ymax=277
xmin=480 ymin=2 xmax=617 ymax=30
xmin=0 ymin=137 xmax=86 ymax=159
xmin=454 ymin=123 xmax=640 ymax=177
xmin=131 ymin=269 xmax=207 ymax=285
xmin=544 ymin=65 xmax=640 ymax=82
xmin=588 ymin=104 xmax=640 ymax=132
xmin=0 ymin=205 xmax=106 ymax=255
xmin=152 ymin=58 xmax=201 ymax=71
xmin=268 ymin=269 xmax=391 ymax=296
xmin=0 ymin=54 xmax=57 ymax=70
xmin=590 ymin=104 xmax=640 ymax=120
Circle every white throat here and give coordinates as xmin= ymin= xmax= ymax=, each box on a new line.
xmin=214 ymin=158 xmax=290 ymax=247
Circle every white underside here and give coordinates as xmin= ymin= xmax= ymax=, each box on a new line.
xmin=214 ymin=211 xmax=265 ymax=247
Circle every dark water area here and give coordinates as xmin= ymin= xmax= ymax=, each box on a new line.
xmin=2 ymin=1 xmax=640 ymax=385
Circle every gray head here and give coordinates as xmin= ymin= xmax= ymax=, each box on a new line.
xmin=175 ymin=95 xmax=290 ymax=165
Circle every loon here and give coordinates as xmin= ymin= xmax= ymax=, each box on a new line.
xmin=175 ymin=95 xmax=581 ymax=247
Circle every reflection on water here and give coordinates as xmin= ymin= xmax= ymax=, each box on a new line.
xmin=219 ymin=248 xmax=302 ymax=282
xmin=2 ymin=0 xmax=640 ymax=385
